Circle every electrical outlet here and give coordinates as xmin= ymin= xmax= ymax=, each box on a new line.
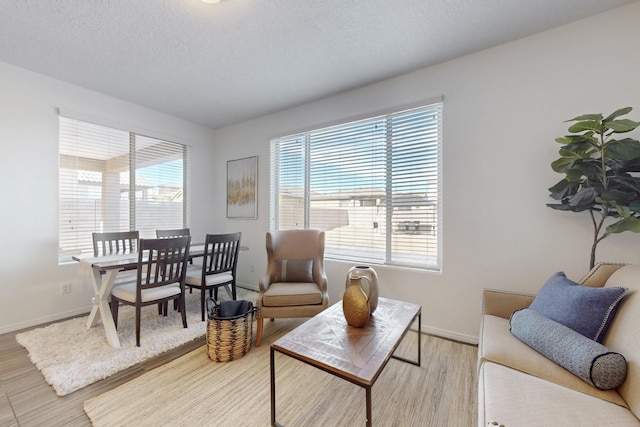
xmin=250 ymin=264 xmax=255 ymax=272
xmin=60 ymin=283 xmax=72 ymax=295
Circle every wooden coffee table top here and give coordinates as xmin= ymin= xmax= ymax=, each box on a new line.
xmin=271 ymin=297 xmax=421 ymax=386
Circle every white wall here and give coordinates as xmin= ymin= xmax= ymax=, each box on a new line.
xmin=220 ymin=2 xmax=640 ymax=343
xmin=3 ymin=3 xmax=640 ymax=341
xmin=0 ymin=62 xmax=219 ymax=333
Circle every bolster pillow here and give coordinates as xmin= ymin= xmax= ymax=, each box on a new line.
xmin=510 ymin=308 xmax=627 ymax=390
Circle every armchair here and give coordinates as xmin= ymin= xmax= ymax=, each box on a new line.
xmin=255 ymin=229 xmax=329 ymax=346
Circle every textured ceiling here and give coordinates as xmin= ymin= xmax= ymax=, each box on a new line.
xmin=0 ymin=0 xmax=636 ymax=129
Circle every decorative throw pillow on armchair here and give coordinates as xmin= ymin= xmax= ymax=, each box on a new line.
xmin=274 ymin=259 xmax=314 ymax=283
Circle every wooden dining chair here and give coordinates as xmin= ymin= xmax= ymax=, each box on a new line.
xmin=156 ymin=228 xmax=190 ymax=238
xmin=110 ymin=236 xmax=191 ymax=346
xmin=92 ymin=231 xmax=139 ymax=256
xmin=185 ymin=232 xmax=242 ymax=321
xmin=92 ymin=231 xmax=140 ymax=286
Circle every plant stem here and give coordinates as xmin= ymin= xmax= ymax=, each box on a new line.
xmin=589 ymin=209 xmax=610 ymax=270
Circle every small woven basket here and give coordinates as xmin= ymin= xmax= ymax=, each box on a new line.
xmin=206 ymin=299 xmax=257 ymax=362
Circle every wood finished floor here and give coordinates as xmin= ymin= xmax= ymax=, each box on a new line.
xmin=1 ymin=317 xmax=478 ymax=427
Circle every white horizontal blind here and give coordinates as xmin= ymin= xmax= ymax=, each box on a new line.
xmin=132 ymin=134 xmax=187 ymax=237
xmin=270 ymin=102 xmax=442 ymax=270
xmin=59 ymin=116 xmax=188 ymax=263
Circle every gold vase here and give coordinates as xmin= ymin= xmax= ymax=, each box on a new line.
xmin=342 ymin=277 xmax=370 ymax=328
xmin=346 ymin=265 xmax=379 ymax=314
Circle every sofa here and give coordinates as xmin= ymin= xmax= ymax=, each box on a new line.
xmin=477 ymin=262 xmax=640 ymax=426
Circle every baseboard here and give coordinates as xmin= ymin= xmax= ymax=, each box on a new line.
xmin=1 ymin=306 xmax=92 ymax=335
xmin=420 ymin=324 xmax=478 ymax=345
xmin=237 ymin=282 xmax=259 ymax=292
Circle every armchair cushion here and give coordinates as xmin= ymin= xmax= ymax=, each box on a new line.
xmin=262 ymin=282 xmax=323 ymax=307
xmin=528 ymin=272 xmax=629 ymax=343
xmin=274 ymin=259 xmax=314 ymax=283
xmin=510 ymin=308 xmax=627 ymax=390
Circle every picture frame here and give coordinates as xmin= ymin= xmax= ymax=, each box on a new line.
xmin=227 ymin=156 xmax=258 ymax=219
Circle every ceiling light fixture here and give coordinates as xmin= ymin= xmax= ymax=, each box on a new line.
xmin=202 ymin=0 xmax=222 ymax=3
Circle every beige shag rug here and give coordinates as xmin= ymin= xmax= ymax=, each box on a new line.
xmin=16 ymin=287 xmax=258 ymax=396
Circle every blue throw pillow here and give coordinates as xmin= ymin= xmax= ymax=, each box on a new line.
xmin=528 ymin=272 xmax=629 ymax=343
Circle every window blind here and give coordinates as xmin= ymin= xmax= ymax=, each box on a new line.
xmin=270 ymin=101 xmax=442 ymax=270
xmin=59 ymin=116 xmax=189 ymax=263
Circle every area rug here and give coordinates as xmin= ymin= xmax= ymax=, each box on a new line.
xmin=83 ymin=324 xmax=477 ymax=427
xmin=15 ymin=287 xmax=258 ymax=396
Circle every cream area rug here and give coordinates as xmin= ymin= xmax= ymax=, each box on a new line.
xmin=15 ymin=287 xmax=258 ymax=396
xmin=83 ymin=320 xmax=478 ymax=427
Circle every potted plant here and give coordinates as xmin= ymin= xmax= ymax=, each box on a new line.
xmin=548 ymin=107 xmax=640 ymax=269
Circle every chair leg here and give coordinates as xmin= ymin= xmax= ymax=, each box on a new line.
xmin=136 ymin=306 xmax=141 ymax=347
xmin=179 ymin=295 xmax=187 ymax=328
xmin=200 ymin=287 xmax=206 ymax=322
xmin=111 ymin=300 xmax=119 ymax=329
xmin=255 ymin=316 xmax=264 ymax=347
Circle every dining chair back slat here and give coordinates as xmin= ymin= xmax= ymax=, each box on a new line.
xmin=92 ymin=231 xmax=139 ymax=256
xmin=156 ymin=228 xmax=191 ymax=238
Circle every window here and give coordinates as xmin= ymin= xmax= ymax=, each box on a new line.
xmin=59 ymin=116 xmax=189 ymax=263
xmin=270 ymin=100 xmax=442 ymax=271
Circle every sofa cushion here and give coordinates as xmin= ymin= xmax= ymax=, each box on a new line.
xmin=529 ymin=272 xmax=629 ymax=343
xmin=601 ymin=265 xmax=640 ymax=419
xmin=274 ymin=259 xmax=314 ymax=283
xmin=479 ymin=314 xmax=627 ymax=406
xmin=478 ymin=362 xmax=639 ymax=426
xmin=511 ymin=308 xmax=627 ymax=390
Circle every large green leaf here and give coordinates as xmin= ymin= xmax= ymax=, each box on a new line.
xmin=606 ymin=139 xmax=640 ymax=160
xmin=558 ymin=147 xmax=584 ymax=159
xmin=629 ymin=201 xmax=640 ymax=213
xmin=566 ymin=113 xmax=603 ymax=122
xmin=546 ymin=202 xmax=592 ymax=212
xmin=605 ymin=119 xmax=640 ymax=133
xmin=551 ymin=157 xmax=575 ymax=173
xmin=568 ymin=187 xmax=597 ymax=207
xmin=556 ymin=133 xmax=597 ymax=144
xmin=565 ymin=167 xmax=585 ymax=182
xmin=603 ymin=107 xmax=632 ymax=123
xmin=548 ymin=179 xmax=578 ymax=200
xmin=617 ymin=157 xmax=640 ymax=172
xmin=599 ymin=189 xmax=637 ymax=203
xmin=607 ymin=217 xmax=640 ymax=233
xmin=568 ymin=120 xmax=604 ymax=133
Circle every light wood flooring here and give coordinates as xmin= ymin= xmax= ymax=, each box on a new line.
xmin=1 ymin=317 xmax=478 ymax=427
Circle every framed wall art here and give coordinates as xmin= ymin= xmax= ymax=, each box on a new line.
xmin=227 ymin=156 xmax=258 ymax=219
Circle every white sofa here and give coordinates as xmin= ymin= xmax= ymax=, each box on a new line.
xmin=477 ymin=262 xmax=640 ymax=426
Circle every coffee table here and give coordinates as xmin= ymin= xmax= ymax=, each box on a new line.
xmin=270 ymin=297 xmax=421 ymax=426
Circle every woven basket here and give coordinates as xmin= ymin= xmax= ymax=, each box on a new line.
xmin=206 ymin=303 xmax=256 ymax=362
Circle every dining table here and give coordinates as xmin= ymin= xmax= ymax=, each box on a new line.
xmin=73 ymin=243 xmax=246 ymax=348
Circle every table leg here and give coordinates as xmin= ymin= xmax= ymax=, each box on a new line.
xmin=391 ymin=312 xmax=421 ymax=367
xmin=271 ymin=347 xmax=284 ymax=427
xmin=86 ymin=269 xmax=121 ymax=348
xmin=86 ymin=269 xmax=102 ymax=328
xmin=366 ymin=385 xmax=372 ymax=427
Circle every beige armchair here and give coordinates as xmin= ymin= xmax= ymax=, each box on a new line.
xmin=255 ymin=229 xmax=329 ymax=346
